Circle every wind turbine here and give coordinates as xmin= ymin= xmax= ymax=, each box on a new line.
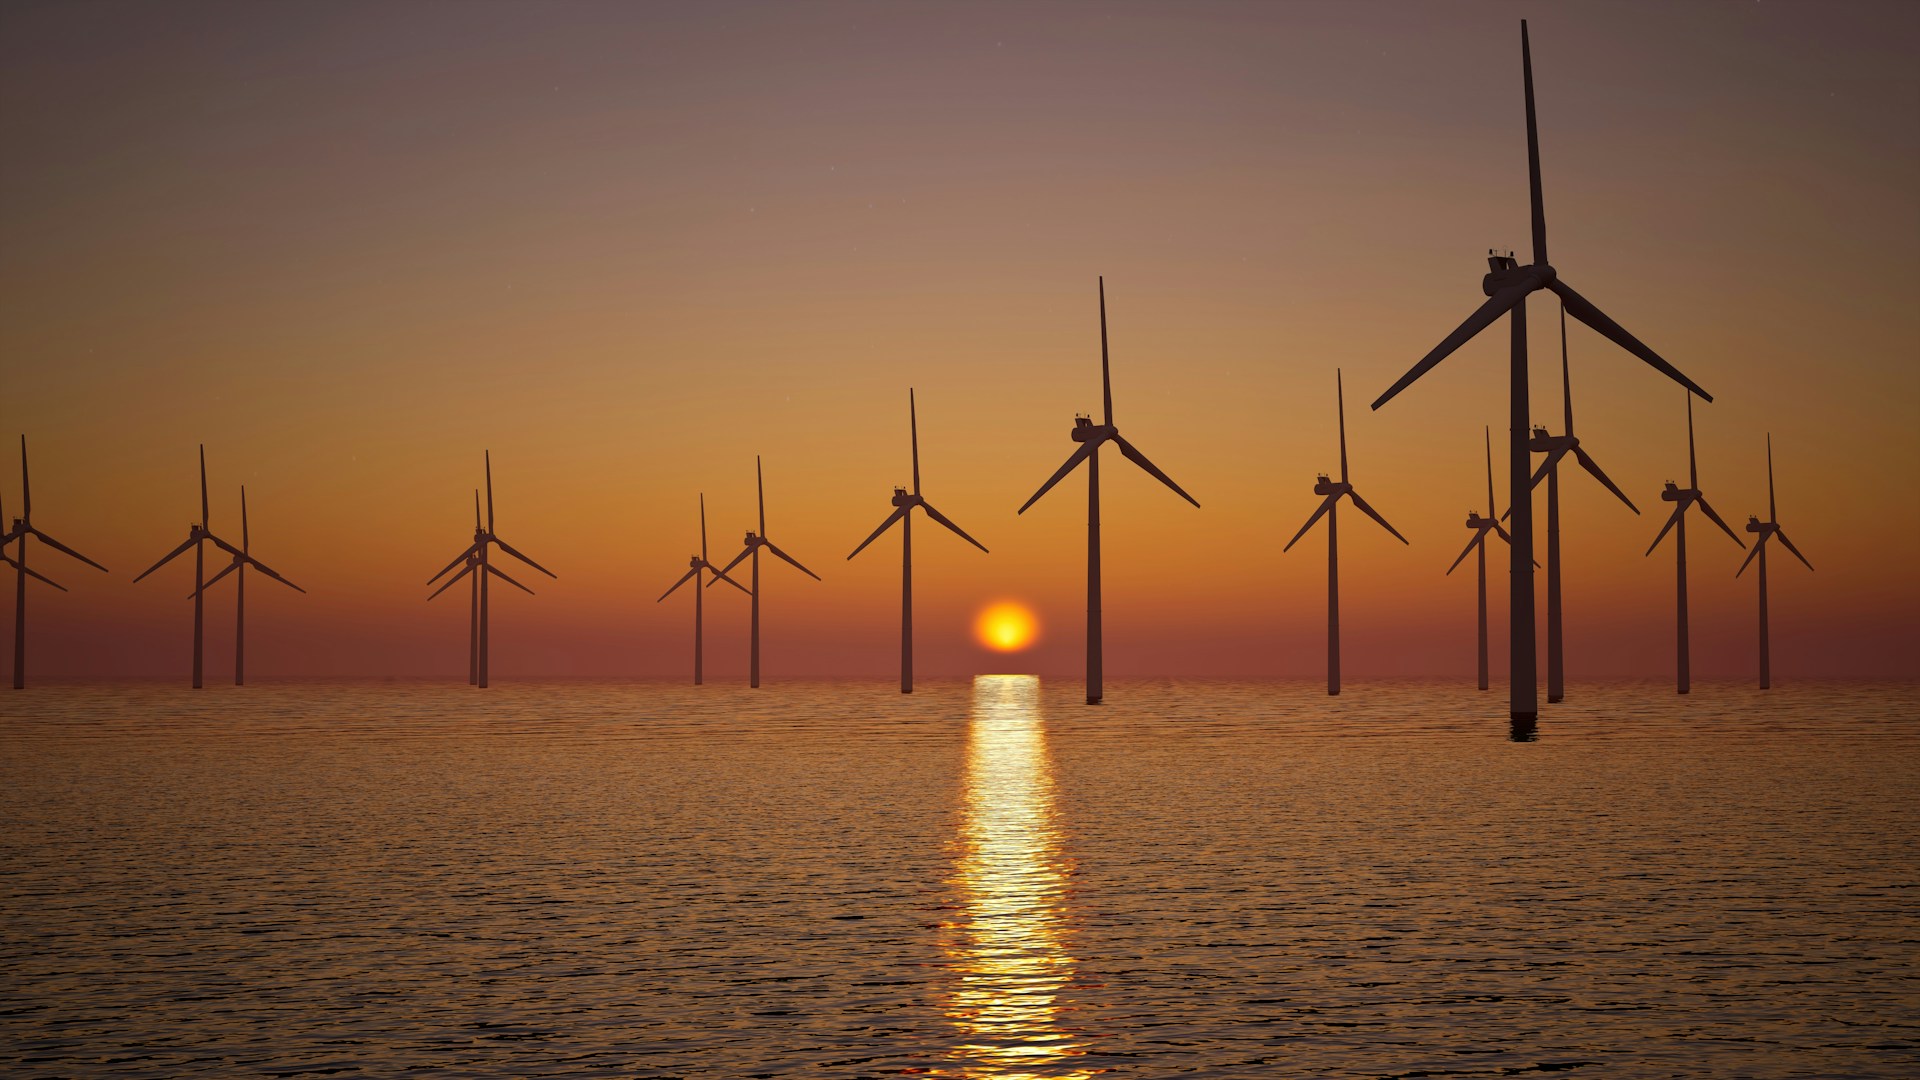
xmin=1017 ymin=277 xmax=1199 ymax=705
xmin=657 ymin=493 xmax=750 ymax=685
xmin=1514 ymin=302 xmax=1641 ymax=703
xmin=190 ymin=487 xmax=305 ymax=685
xmin=1370 ymin=19 xmax=1712 ymax=721
xmin=425 ymin=453 xmax=555 ymax=688
xmin=848 ymin=389 xmax=989 ymax=694
xmin=8 ymin=436 xmax=109 ymax=689
xmin=1737 ymin=436 xmax=1812 ymax=690
xmin=709 ymin=456 xmax=819 ymax=688
xmin=1284 ymin=369 xmax=1407 ymax=695
xmin=1646 ymin=395 xmax=1744 ymax=694
xmin=1446 ymin=427 xmax=1520 ymax=692
xmin=133 ymin=445 xmax=233 ymax=689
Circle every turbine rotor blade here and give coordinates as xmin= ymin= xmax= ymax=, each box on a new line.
xmin=1734 ymin=538 xmax=1763 ymax=579
xmin=1646 ymin=506 xmax=1685 ymax=556
xmin=1522 ymin=19 xmax=1547 ymax=267
xmin=706 ymin=546 xmax=752 ymax=584
xmin=428 ymin=542 xmax=482 ymax=585
xmin=1283 ymin=494 xmax=1339 ymax=553
xmin=1695 ymin=496 xmax=1745 ymax=547
xmin=1548 ymin=278 xmax=1710 ymax=401
xmin=919 ymin=500 xmax=989 ymax=553
xmin=909 ymin=389 xmax=920 ymax=495
xmin=1571 ymin=447 xmax=1640 ymax=514
xmin=1112 ymin=434 xmax=1199 ymax=508
xmin=486 ymin=562 xmax=535 ymax=595
xmin=189 ymin=559 xmax=241 ymax=598
xmin=1775 ymin=528 xmax=1813 ymax=571
xmin=1372 ymin=285 xmax=1530 ymax=410
xmin=1017 ymin=442 xmax=1096 ymax=515
xmin=1446 ymin=532 xmax=1483 ymax=575
xmin=1346 ymin=489 xmax=1409 ymax=544
xmin=133 ymin=536 xmax=199 ymax=583
xmin=847 ymin=507 xmax=908 ymax=561
xmin=657 ymin=566 xmax=699 ymax=602
xmin=245 ymin=555 xmax=305 ymax=593
xmin=429 ymin=560 xmax=477 ymax=600
xmin=1528 ymin=447 xmax=1569 ymax=491
xmin=763 ymin=538 xmax=821 ymax=581
xmin=1098 ymin=276 xmax=1113 ymax=426
xmin=491 ymin=536 xmax=557 ymax=578
xmin=24 ymin=529 xmax=109 ymax=572
xmin=0 ymin=552 xmax=66 ymax=591
xmin=707 ymin=564 xmax=752 ymax=595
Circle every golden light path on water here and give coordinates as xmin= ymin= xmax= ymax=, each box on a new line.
xmin=945 ymin=675 xmax=1095 ymax=1079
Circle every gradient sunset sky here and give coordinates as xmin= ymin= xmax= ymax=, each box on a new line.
xmin=3 ymin=0 xmax=1915 ymax=681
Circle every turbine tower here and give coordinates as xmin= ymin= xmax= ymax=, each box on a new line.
xmin=1519 ymin=302 xmax=1641 ymax=702
xmin=191 ymin=487 xmax=305 ymax=685
xmin=1017 ymin=277 xmax=1199 ymax=705
xmin=709 ymin=457 xmax=819 ymax=688
xmin=133 ymin=445 xmax=234 ymax=688
xmin=657 ymin=494 xmax=750 ymax=685
xmin=1370 ymin=20 xmax=1711 ymax=721
xmin=1646 ymin=395 xmax=1744 ymax=694
xmin=428 ymin=492 xmax=498 ymax=685
xmin=1284 ymin=370 xmax=1407 ymax=695
xmin=426 ymin=453 xmax=555 ymax=688
xmin=1737 ymin=436 xmax=1812 ymax=689
xmin=848 ymin=389 xmax=989 ymax=694
xmin=8 ymin=436 xmax=109 ymax=689
xmin=1446 ymin=427 xmax=1519 ymax=692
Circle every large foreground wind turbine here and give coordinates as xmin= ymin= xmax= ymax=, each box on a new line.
xmin=1018 ymin=277 xmax=1199 ymax=705
xmin=1646 ymin=396 xmax=1744 ymax=694
xmin=848 ymin=390 xmax=989 ymax=694
xmin=1520 ymin=303 xmax=1641 ymax=703
xmin=1447 ymin=427 xmax=1518 ymax=691
xmin=8 ymin=436 xmax=108 ymax=689
xmin=133 ymin=446 xmax=232 ymax=688
xmin=710 ymin=457 xmax=819 ymax=688
xmin=1369 ymin=20 xmax=1711 ymax=721
xmin=426 ymin=453 xmax=555 ymax=688
xmin=191 ymin=487 xmax=304 ymax=685
xmin=1284 ymin=370 xmax=1407 ymax=695
xmin=1737 ymin=436 xmax=1812 ymax=690
xmin=658 ymin=494 xmax=749 ymax=685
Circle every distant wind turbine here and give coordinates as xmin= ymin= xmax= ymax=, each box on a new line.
xmin=848 ymin=390 xmax=989 ymax=694
xmin=1370 ymin=19 xmax=1711 ymax=721
xmin=426 ymin=453 xmax=555 ymax=688
xmin=1285 ymin=370 xmax=1407 ymax=695
xmin=8 ymin=436 xmax=109 ymax=689
xmin=1017 ymin=277 xmax=1199 ymax=705
xmin=133 ymin=445 xmax=233 ymax=688
xmin=1446 ymin=427 xmax=1522 ymax=692
xmin=1646 ymin=395 xmax=1744 ymax=694
xmin=191 ymin=487 xmax=305 ymax=685
xmin=658 ymin=493 xmax=750 ymax=685
xmin=428 ymin=492 xmax=492 ymax=685
xmin=709 ymin=456 xmax=820 ymax=688
xmin=1738 ymin=436 xmax=1812 ymax=690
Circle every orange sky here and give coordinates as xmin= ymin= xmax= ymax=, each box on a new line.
xmin=3 ymin=1 xmax=1916 ymax=681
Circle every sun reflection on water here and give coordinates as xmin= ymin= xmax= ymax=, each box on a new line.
xmin=945 ymin=675 xmax=1096 ymax=1079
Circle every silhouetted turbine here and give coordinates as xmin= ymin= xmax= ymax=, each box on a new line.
xmin=426 ymin=453 xmax=555 ymax=688
xmin=709 ymin=456 xmax=819 ymax=688
xmin=190 ymin=486 xmax=304 ymax=685
xmin=1446 ymin=427 xmax=1521 ymax=692
xmin=1017 ymin=277 xmax=1199 ymax=705
xmin=1646 ymin=395 xmax=1744 ymax=694
xmin=133 ymin=445 xmax=235 ymax=689
xmin=1285 ymin=370 xmax=1407 ymax=695
xmin=8 ymin=436 xmax=108 ymax=689
xmin=1371 ymin=20 xmax=1710 ymax=721
xmin=848 ymin=389 xmax=989 ymax=694
xmin=658 ymin=493 xmax=750 ymax=685
xmin=1737 ymin=436 xmax=1812 ymax=690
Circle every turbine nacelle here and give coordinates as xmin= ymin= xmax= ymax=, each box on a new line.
xmin=1661 ymin=483 xmax=1699 ymax=502
xmin=1465 ymin=511 xmax=1495 ymax=530
xmin=1481 ymin=255 xmax=1554 ymax=297
xmin=1746 ymin=517 xmax=1775 ymax=537
xmin=1528 ymin=428 xmax=1576 ymax=453
xmin=1313 ymin=476 xmax=1350 ymax=497
xmin=743 ymin=530 xmax=762 ymax=548
xmin=1070 ymin=419 xmax=1116 ymax=444
xmin=889 ymin=487 xmax=921 ymax=508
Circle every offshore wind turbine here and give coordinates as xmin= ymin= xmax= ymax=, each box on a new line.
xmin=1646 ymin=395 xmax=1744 ymax=694
xmin=709 ymin=456 xmax=820 ymax=688
xmin=8 ymin=436 xmax=109 ymax=689
xmin=1017 ymin=277 xmax=1199 ymax=705
xmin=1370 ymin=19 xmax=1712 ymax=721
xmin=657 ymin=494 xmax=750 ymax=685
xmin=190 ymin=487 xmax=305 ymax=685
xmin=1737 ymin=436 xmax=1812 ymax=690
xmin=1446 ymin=427 xmax=1520 ymax=692
xmin=848 ymin=389 xmax=989 ymax=694
xmin=425 ymin=453 xmax=555 ymax=688
xmin=1517 ymin=302 xmax=1642 ymax=703
xmin=1284 ymin=370 xmax=1407 ymax=695
xmin=133 ymin=445 xmax=233 ymax=688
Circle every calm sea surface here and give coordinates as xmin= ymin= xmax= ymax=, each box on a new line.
xmin=3 ymin=678 xmax=1917 ymax=1078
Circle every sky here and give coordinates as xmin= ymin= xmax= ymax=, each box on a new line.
xmin=2 ymin=0 xmax=1916 ymax=682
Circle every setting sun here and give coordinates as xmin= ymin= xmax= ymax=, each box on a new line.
xmin=974 ymin=601 xmax=1040 ymax=653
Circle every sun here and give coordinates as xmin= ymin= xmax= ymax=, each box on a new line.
xmin=974 ymin=601 xmax=1039 ymax=653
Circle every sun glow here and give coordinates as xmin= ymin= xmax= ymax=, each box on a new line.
xmin=974 ymin=601 xmax=1039 ymax=653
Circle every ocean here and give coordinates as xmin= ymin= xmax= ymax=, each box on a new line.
xmin=4 ymin=677 xmax=1916 ymax=1077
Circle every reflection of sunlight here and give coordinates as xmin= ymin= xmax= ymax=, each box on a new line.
xmin=946 ymin=675 xmax=1095 ymax=1079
